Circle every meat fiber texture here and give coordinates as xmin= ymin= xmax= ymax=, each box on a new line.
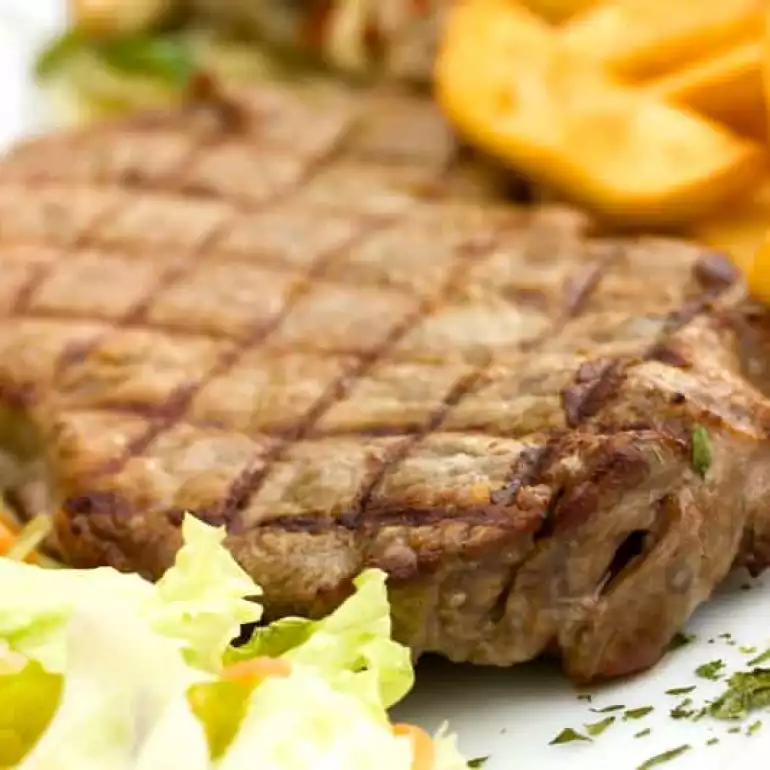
xmin=0 ymin=80 xmax=766 ymax=683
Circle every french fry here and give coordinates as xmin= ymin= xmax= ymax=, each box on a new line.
xmin=436 ymin=0 xmax=767 ymax=228
xmin=647 ymin=41 xmax=766 ymax=141
xmin=560 ymin=0 xmax=763 ymax=81
xmin=517 ymin=0 xmax=601 ymax=24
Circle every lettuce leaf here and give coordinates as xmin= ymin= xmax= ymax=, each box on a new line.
xmin=227 ymin=570 xmax=413 ymax=712
xmin=17 ymin=603 xmax=210 ymax=770
xmin=216 ymin=668 xmax=414 ymax=770
xmin=0 ymin=516 xmax=261 ymax=675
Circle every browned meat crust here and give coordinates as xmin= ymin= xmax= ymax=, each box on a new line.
xmin=0 ymin=82 xmax=768 ymax=683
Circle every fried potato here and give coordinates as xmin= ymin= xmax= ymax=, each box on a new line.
xmin=560 ymin=0 xmax=763 ymax=81
xmin=691 ymin=179 xmax=770 ymax=275
xmin=647 ymin=41 xmax=765 ymax=141
xmin=436 ymin=0 xmax=766 ymax=227
xmin=517 ymin=0 xmax=601 ymax=23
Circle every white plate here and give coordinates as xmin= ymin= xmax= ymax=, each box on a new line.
xmin=2 ymin=4 xmax=770 ymax=769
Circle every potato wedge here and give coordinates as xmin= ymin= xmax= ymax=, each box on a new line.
xmin=436 ymin=0 xmax=767 ymax=227
xmin=517 ymin=0 xmax=601 ymax=24
xmin=647 ymin=41 xmax=765 ymax=140
xmin=691 ymin=178 xmax=770 ymax=274
xmin=560 ymin=0 xmax=763 ymax=80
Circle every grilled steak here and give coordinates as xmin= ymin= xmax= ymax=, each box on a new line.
xmin=0 ymin=82 xmax=768 ymax=684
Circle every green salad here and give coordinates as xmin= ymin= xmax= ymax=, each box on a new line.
xmin=0 ymin=516 xmax=468 ymax=770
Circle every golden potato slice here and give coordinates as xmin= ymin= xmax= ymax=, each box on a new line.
xmin=691 ymin=178 xmax=770 ymax=274
xmin=560 ymin=0 xmax=762 ymax=80
xmin=436 ymin=0 xmax=767 ymax=227
xmin=647 ymin=42 xmax=765 ymax=140
xmin=517 ymin=0 xmax=601 ymax=24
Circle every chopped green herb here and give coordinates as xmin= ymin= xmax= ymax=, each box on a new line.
xmin=635 ymin=728 xmax=652 ymax=739
xmin=34 ymin=29 xmax=89 ymax=78
xmin=549 ymin=728 xmax=591 ymax=745
xmin=695 ymin=659 xmax=726 ymax=681
xmin=719 ymin=633 xmax=733 ymax=640
xmin=747 ymin=720 xmax=762 ymax=736
xmin=741 ymin=583 xmax=752 ymax=591
xmin=670 ymin=698 xmax=695 ymax=720
xmin=710 ymin=668 xmax=770 ymax=720
xmin=468 ymin=757 xmax=490 ymax=768
xmin=665 ymin=686 xmax=696 ymax=696
xmin=706 ymin=738 xmax=719 ymax=746
xmin=740 ymin=646 xmax=758 ymax=655
xmin=637 ymin=745 xmax=691 ymax=769
xmin=728 ymin=727 xmax=741 ymax=734
xmin=590 ymin=704 xmax=625 ymax=713
xmin=668 ymin=632 xmax=695 ymax=651
xmin=577 ymin=693 xmax=593 ymax=702
xmin=624 ymin=706 xmax=654 ymax=721
xmin=748 ymin=649 xmax=770 ymax=666
xmin=35 ymin=29 xmax=195 ymax=89
xmin=584 ymin=717 xmax=615 ymax=736
xmin=691 ymin=426 xmax=711 ymax=478
xmin=98 ymin=36 xmax=195 ymax=88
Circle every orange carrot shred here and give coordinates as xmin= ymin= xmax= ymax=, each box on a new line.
xmin=393 ymin=723 xmax=435 ymax=770
xmin=222 ymin=657 xmax=292 ymax=685
xmin=0 ymin=521 xmax=16 ymax=556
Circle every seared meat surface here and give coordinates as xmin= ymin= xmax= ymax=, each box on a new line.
xmin=0 ymin=83 xmax=768 ymax=683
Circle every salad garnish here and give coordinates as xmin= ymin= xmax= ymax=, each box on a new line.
xmin=0 ymin=515 xmax=469 ymax=770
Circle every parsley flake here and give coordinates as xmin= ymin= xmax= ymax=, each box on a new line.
xmin=468 ymin=757 xmax=490 ymax=768
xmin=549 ymin=728 xmax=590 ymax=745
xmin=748 ymin=649 xmax=770 ymax=666
xmin=668 ymin=632 xmax=695 ymax=651
xmin=740 ymin=646 xmax=758 ymax=655
xmin=590 ymin=704 xmax=625 ymax=714
xmin=706 ymin=737 xmax=719 ymax=746
xmin=635 ymin=728 xmax=652 ymax=739
xmin=691 ymin=426 xmax=711 ymax=478
xmin=624 ymin=706 xmax=654 ymax=721
xmin=670 ymin=698 xmax=695 ymax=720
xmin=585 ymin=717 xmax=615 ymax=736
xmin=710 ymin=668 xmax=770 ymax=719
xmin=637 ymin=745 xmax=691 ymax=769
xmin=695 ymin=659 xmax=726 ymax=681
xmin=747 ymin=720 xmax=762 ymax=736
xmin=665 ymin=686 xmax=696 ymax=696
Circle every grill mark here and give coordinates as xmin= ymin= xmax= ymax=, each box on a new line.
xmin=7 ymin=260 xmax=59 ymax=317
xmin=74 ymin=130 xmax=383 ymax=493
xmin=33 ymin=138 xmax=218 ymax=382
xmin=222 ymin=225 xmax=507 ymax=533
xmin=561 ymin=281 xmax=740 ymax=431
xmin=8 ymin=194 xmax=130 ymax=318
xmin=251 ymin=503 xmax=548 ymax=533
xmin=560 ymin=247 xmax=620 ymax=320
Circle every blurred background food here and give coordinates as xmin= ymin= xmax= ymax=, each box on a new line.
xmin=37 ymin=0 xmax=770 ymax=283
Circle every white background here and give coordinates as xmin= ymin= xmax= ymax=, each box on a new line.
xmin=1 ymin=3 xmax=769 ymax=769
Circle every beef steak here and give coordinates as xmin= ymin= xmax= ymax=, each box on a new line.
xmin=0 ymin=82 xmax=767 ymax=683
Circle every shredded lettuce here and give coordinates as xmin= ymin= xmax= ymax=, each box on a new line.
xmin=0 ymin=515 xmax=469 ymax=769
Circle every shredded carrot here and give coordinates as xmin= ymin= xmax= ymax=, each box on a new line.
xmin=392 ymin=723 xmax=435 ymax=770
xmin=0 ymin=521 xmax=15 ymax=556
xmin=221 ymin=657 xmax=292 ymax=685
